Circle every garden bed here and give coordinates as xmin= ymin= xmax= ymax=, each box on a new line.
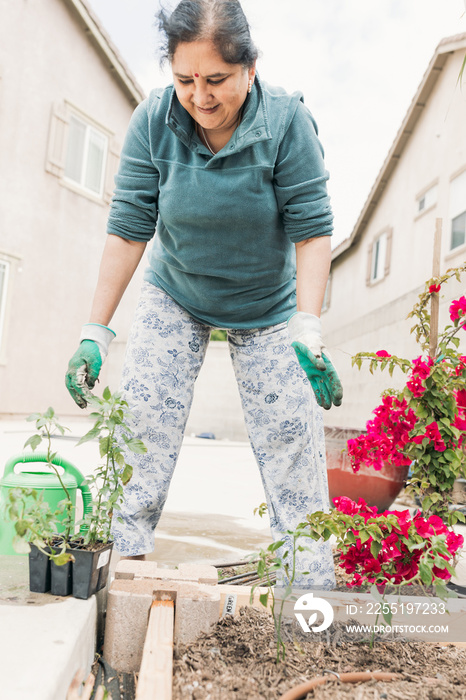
xmin=171 ymin=606 xmax=466 ymax=699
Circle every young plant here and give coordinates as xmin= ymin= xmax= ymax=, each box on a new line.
xmin=252 ymin=503 xmax=315 ymax=662
xmin=24 ymin=407 xmax=74 ymax=539
xmin=4 ymin=487 xmax=71 ymax=564
xmin=76 ymin=387 xmax=147 ymax=545
xmin=4 ymin=408 xmax=74 ymax=564
xmin=349 ymin=263 xmax=466 ymax=521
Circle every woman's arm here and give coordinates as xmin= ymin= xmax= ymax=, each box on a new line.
xmin=295 ymin=235 xmax=331 ymax=317
xmin=89 ymin=234 xmax=148 ymax=326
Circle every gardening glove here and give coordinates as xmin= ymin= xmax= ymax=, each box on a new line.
xmin=65 ymin=323 xmax=115 ymax=409
xmin=288 ymin=312 xmax=343 ymax=410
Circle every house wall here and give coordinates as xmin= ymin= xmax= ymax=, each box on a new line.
xmin=0 ymin=0 xmax=146 ymax=417
xmin=323 ymin=48 xmax=466 ymax=431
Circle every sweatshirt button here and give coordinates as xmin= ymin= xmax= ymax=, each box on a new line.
xmin=255 ymin=130 xmax=262 ymax=137
xmin=229 ymin=144 xmax=234 ymax=150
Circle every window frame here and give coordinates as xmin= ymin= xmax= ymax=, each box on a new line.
xmin=45 ymin=101 xmax=119 ymax=205
xmin=448 ymin=168 xmax=466 ymax=253
xmin=0 ymin=251 xmax=21 ymax=365
xmin=63 ymin=112 xmax=109 ymax=198
xmin=366 ymin=227 xmax=393 ymax=287
xmin=415 ymin=181 xmax=438 ymax=219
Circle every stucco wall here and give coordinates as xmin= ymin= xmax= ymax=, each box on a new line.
xmin=322 ymin=48 xmax=466 ymax=431
xmin=0 ymin=0 xmax=145 ymax=416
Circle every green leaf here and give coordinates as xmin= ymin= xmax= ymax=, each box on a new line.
xmin=103 ymin=386 xmax=112 ymax=400
xmin=419 ymin=562 xmax=433 ymax=586
xmin=121 ymin=464 xmax=133 ymax=485
xmin=24 ymin=434 xmax=42 ymax=451
xmin=259 ymin=592 xmax=269 ymax=608
xmin=76 ymin=428 xmax=100 ymax=446
xmin=125 ymin=438 xmax=148 ymax=454
xmin=370 ymin=541 xmax=382 ymax=558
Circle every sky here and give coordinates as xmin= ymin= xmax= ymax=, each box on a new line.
xmin=87 ymin=0 xmax=466 ymax=247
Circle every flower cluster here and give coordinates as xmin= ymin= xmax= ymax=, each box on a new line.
xmin=449 ymin=296 xmax=466 ymax=323
xmin=347 ymin=394 xmax=417 ymax=471
xmin=350 ymin=272 xmax=466 ymax=518
xmin=333 ymin=496 xmax=463 ymax=587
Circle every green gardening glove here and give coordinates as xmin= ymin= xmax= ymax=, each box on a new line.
xmin=65 ymin=324 xmax=115 ymax=409
xmin=288 ymin=312 xmax=343 ymax=410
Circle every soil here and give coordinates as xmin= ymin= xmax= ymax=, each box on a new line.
xmin=170 ymin=606 xmax=466 ymax=700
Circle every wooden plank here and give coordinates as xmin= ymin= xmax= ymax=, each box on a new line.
xmin=429 ymin=218 xmax=442 ymax=359
xmin=135 ymin=600 xmax=174 ymax=700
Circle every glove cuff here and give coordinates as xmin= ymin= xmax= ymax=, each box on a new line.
xmin=80 ymin=323 xmax=116 ymax=361
xmin=287 ymin=312 xmax=321 ymax=343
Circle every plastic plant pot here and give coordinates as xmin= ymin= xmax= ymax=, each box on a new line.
xmin=28 ymin=544 xmax=51 ymax=593
xmin=50 ymin=557 xmax=73 ymax=597
xmin=71 ymin=542 xmax=113 ymax=600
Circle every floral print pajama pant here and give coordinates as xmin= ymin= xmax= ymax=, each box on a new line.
xmin=111 ymin=282 xmax=335 ymax=589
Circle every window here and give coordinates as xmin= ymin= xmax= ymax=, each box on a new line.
xmin=45 ymin=102 xmax=120 ymax=203
xmin=64 ymin=115 xmax=108 ymax=196
xmin=449 ymin=171 xmax=466 ymax=251
xmin=0 ymin=260 xmax=9 ymax=351
xmin=417 ymin=183 xmax=438 ymax=214
xmin=366 ymin=228 xmax=393 ymax=286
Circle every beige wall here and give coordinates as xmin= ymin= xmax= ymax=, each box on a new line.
xmin=0 ymin=0 xmax=145 ymax=417
xmin=323 ymin=48 xmax=466 ymax=431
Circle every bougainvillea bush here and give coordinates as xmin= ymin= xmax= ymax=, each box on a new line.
xmin=348 ymin=263 xmax=466 ymax=522
xmin=306 ymin=496 xmax=463 ymax=593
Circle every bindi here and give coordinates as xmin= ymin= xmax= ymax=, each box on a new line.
xmin=194 ymin=73 xmax=199 ymax=77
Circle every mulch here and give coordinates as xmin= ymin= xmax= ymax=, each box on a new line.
xmin=171 ymin=605 xmax=466 ymax=700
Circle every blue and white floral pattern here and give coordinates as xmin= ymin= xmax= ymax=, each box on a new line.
xmin=111 ymin=282 xmax=335 ymax=589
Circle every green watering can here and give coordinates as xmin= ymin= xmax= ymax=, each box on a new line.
xmin=0 ymin=452 xmax=93 ymax=556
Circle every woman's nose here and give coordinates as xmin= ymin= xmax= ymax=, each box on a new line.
xmin=193 ymin=81 xmax=212 ymax=105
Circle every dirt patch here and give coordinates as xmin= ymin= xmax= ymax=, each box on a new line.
xmin=171 ymin=606 xmax=466 ymax=700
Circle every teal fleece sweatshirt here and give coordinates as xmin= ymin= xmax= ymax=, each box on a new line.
xmin=107 ymin=76 xmax=333 ymax=328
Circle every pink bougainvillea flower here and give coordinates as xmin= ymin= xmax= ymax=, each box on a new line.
xmin=333 ymin=496 xmax=362 ymax=515
xmin=375 ymin=350 xmax=391 ymax=358
xmin=449 ymin=296 xmax=466 ymax=323
xmin=406 ymin=374 xmax=426 ymax=398
xmin=446 ymin=531 xmax=464 ymax=555
xmin=429 ymin=284 xmax=441 ymax=293
xmin=411 ymin=355 xmax=434 ymax=379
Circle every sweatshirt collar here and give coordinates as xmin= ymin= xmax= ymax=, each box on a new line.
xmin=165 ymin=74 xmax=272 ymax=159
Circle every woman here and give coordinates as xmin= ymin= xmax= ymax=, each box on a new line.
xmin=66 ymin=0 xmax=342 ymax=589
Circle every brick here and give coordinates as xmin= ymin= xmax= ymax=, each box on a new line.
xmin=103 ymin=577 xmax=220 ymax=672
xmin=115 ymin=560 xmax=218 ymax=585
xmin=219 ymin=584 xmax=272 ymax=618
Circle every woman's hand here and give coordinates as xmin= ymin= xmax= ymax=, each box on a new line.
xmin=65 ymin=235 xmax=147 ymax=408
xmin=288 ymin=312 xmax=342 ymax=409
xmin=291 ymin=236 xmax=342 ymax=409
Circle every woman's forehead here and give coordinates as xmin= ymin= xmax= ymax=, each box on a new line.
xmin=171 ymin=39 xmax=241 ymax=75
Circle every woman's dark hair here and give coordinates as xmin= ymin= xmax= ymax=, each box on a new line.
xmin=157 ymin=0 xmax=259 ymax=68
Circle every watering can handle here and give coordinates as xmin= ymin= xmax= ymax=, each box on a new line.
xmin=3 ymin=453 xmax=93 ymax=532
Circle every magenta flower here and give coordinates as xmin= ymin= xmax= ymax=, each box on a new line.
xmin=449 ymin=296 xmax=466 ymax=323
xmin=429 ymin=284 xmax=441 ymax=293
xmin=375 ymin=350 xmax=391 ymax=358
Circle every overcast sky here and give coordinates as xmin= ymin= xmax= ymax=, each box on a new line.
xmin=87 ymin=0 xmax=466 ymax=247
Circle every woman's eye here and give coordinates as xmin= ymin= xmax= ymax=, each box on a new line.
xmin=178 ymin=79 xmax=193 ymax=85
xmin=208 ymin=78 xmax=226 ymax=85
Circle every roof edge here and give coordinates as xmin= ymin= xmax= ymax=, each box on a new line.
xmin=62 ymin=0 xmax=146 ymax=106
xmin=332 ymin=31 xmax=466 ymax=262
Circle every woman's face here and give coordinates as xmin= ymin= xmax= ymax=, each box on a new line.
xmin=171 ymin=40 xmax=256 ymax=134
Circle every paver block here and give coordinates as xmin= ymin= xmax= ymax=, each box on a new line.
xmin=218 ymin=584 xmax=272 ymax=617
xmin=115 ymin=559 xmax=218 ymax=585
xmin=103 ymin=577 xmax=220 ymax=672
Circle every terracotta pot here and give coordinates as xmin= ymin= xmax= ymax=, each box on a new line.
xmin=325 ymin=427 xmax=409 ymax=512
